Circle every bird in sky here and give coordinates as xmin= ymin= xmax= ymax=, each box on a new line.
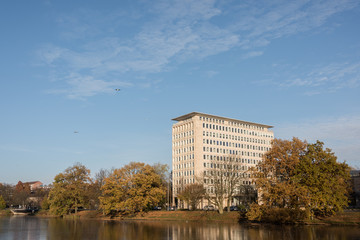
xmin=74 ymin=131 xmax=79 ymax=133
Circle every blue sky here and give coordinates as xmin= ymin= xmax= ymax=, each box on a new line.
xmin=1 ymin=0 xmax=359 ymax=184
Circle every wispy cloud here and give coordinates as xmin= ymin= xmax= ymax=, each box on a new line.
xmin=37 ymin=0 xmax=358 ymax=99
xmin=277 ymin=62 xmax=360 ymax=94
xmin=231 ymin=0 xmax=358 ymax=48
xmin=45 ymin=73 xmax=132 ymax=100
xmin=275 ymin=115 xmax=360 ymax=167
xmin=242 ymin=51 xmax=264 ymax=59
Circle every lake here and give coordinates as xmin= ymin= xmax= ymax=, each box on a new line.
xmin=1 ymin=216 xmax=360 ymax=240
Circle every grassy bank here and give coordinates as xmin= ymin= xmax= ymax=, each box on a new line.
xmin=305 ymin=210 xmax=360 ymax=225
xmin=0 ymin=209 xmax=11 ymax=216
xmin=57 ymin=210 xmax=241 ymax=223
xmin=122 ymin=210 xmax=241 ymax=222
xmin=71 ymin=209 xmax=360 ymax=225
xmin=4 ymin=209 xmax=359 ymax=225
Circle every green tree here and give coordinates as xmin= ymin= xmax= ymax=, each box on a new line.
xmin=178 ymin=183 xmax=205 ymax=210
xmin=0 ymin=195 xmax=6 ymax=209
xmin=294 ymin=141 xmax=351 ymax=217
xmin=100 ymin=162 xmax=166 ymax=215
xmin=48 ymin=163 xmax=91 ymax=216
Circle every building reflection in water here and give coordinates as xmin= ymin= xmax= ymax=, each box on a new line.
xmin=1 ymin=216 xmax=360 ymax=240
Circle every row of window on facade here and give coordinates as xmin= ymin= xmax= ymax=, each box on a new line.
xmin=203 ymin=162 xmax=254 ymax=171
xmin=174 ymin=146 xmax=194 ymax=155
xmin=202 ymin=122 xmax=271 ymax=137
xmin=173 ymin=139 xmax=194 ymax=149
xmin=203 ymin=139 xmax=269 ymax=152
xmin=173 ymin=154 xmax=194 ymax=162
xmin=203 ymin=156 xmax=259 ymax=164
xmin=174 ymin=169 xmax=195 ymax=177
xmin=203 ymin=148 xmax=266 ymax=158
xmin=174 ymin=161 xmax=195 ymax=170
xmin=203 ymin=131 xmax=272 ymax=146
xmin=199 ymin=116 xmax=267 ymax=131
xmin=173 ymin=130 xmax=194 ymax=140
xmin=203 ymin=135 xmax=270 ymax=145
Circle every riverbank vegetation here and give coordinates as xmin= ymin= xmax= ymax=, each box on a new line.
xmin=43 ymin=162 xmax=169 ymax=217
xmin=0 ymin=137 xmax=356 ymax=225
xmin=15 ymin=208 xmax=358 ymax=226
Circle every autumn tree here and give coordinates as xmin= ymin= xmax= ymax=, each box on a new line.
xmin=13 ymin=181 xmax=31 ymax=206
xmin=253 ymin=138 xmax=309 ymax=208
xmin=99 ymin=162 xmax=166 ymax=215
xmin=248 ymin=138 xmax=351 ymax=222
xmin=48 ymin=163 xmax=92 ymax=216
xmin=178 ymin=183 xmax=205 ymax=210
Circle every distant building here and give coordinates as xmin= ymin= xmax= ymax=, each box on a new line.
xmin=24 ymin=181 xmax=43 ymax=192
xmin=171 ymin=112 xmax=274 ymax=208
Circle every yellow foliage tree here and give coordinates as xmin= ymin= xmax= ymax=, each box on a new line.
xmin=100 ymin=162 xmax=166 ymax=215
xmin=248 ymin=138 xmax=351 ymax=222
xmin=48 ymin=163 xmax=91 ymax=216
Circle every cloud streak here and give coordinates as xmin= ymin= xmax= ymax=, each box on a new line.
xmin=276 ymin=62 xmax=360 ymax=94
xmin=37 ymin=0 xmax=359 ymax=99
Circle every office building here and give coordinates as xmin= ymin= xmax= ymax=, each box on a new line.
xmin=172 ymin=112 xmax=274 ymax=208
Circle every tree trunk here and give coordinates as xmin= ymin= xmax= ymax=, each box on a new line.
xmin=218 ymin=206 xmax=224 ymax=214
xmin=227 ymin=198 xmax=231 ymax=212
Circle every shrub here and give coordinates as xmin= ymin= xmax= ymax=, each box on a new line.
xmin=246 ymin=203 xmax=263 ymax=221
xmin=0 ymin=195 xmax=6 ymax=209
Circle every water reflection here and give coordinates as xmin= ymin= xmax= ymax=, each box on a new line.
xmin=0 ymin=216 xmax=359 ymax=240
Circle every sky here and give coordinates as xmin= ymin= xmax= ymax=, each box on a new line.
xmin=0 ymin=0 xmax=359 ymax=185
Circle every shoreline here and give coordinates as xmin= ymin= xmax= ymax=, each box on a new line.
xmin=1 ymin=209 xmax=359 ymax=226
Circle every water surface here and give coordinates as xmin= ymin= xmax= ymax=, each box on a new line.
xmin=1 ymin=216 xmax=359 ymax=240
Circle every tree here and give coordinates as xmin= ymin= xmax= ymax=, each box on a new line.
xmin=178 ymin=183 xmax=205 ymax=210
xmin=100 ymin=162 xmax=166 ymax=215
xmin=223 ymin=155 xmax=244 ymax=212
xmin=152 ymin=163 xmax=171 ymax=207
xmin=202 ymin=155 xmax=244 ymax=214
xmin=248 ymin=138 xmax=351 ymax=222
xmin=13 ymin=181 xmax=31 ymax=206
xmin=48 ymin=163 xmax=92 ymax=216
xmin=0 ymin=183 xmax=14 ymax=206
xmin=253 ymin=138 xmax=309 ymax=209
xmin=31 ymin=187 xmax=51 ymax=209
xmin=87 ymin=168 xmax=113 ymax=210
xmin=294 ymin=141 xmax=351 ymax=217
xmin=0 ymin=195 xmax=6 ymax=209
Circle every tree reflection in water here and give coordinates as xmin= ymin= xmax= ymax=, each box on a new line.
xmin=1 ymin=216 xmax=360 ymax=240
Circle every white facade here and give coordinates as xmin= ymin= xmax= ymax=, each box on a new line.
xmin=172 ymin=112 xmax=274 ymax=207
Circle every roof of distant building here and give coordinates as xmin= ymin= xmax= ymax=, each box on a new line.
xmin=24 ymin=181 xmax=43 ymax=185
xmin=172 ymin=112 xmax=273 ymax=128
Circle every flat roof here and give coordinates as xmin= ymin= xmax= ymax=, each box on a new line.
xmin=172 ymin=112 xmax=273 ymax=128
